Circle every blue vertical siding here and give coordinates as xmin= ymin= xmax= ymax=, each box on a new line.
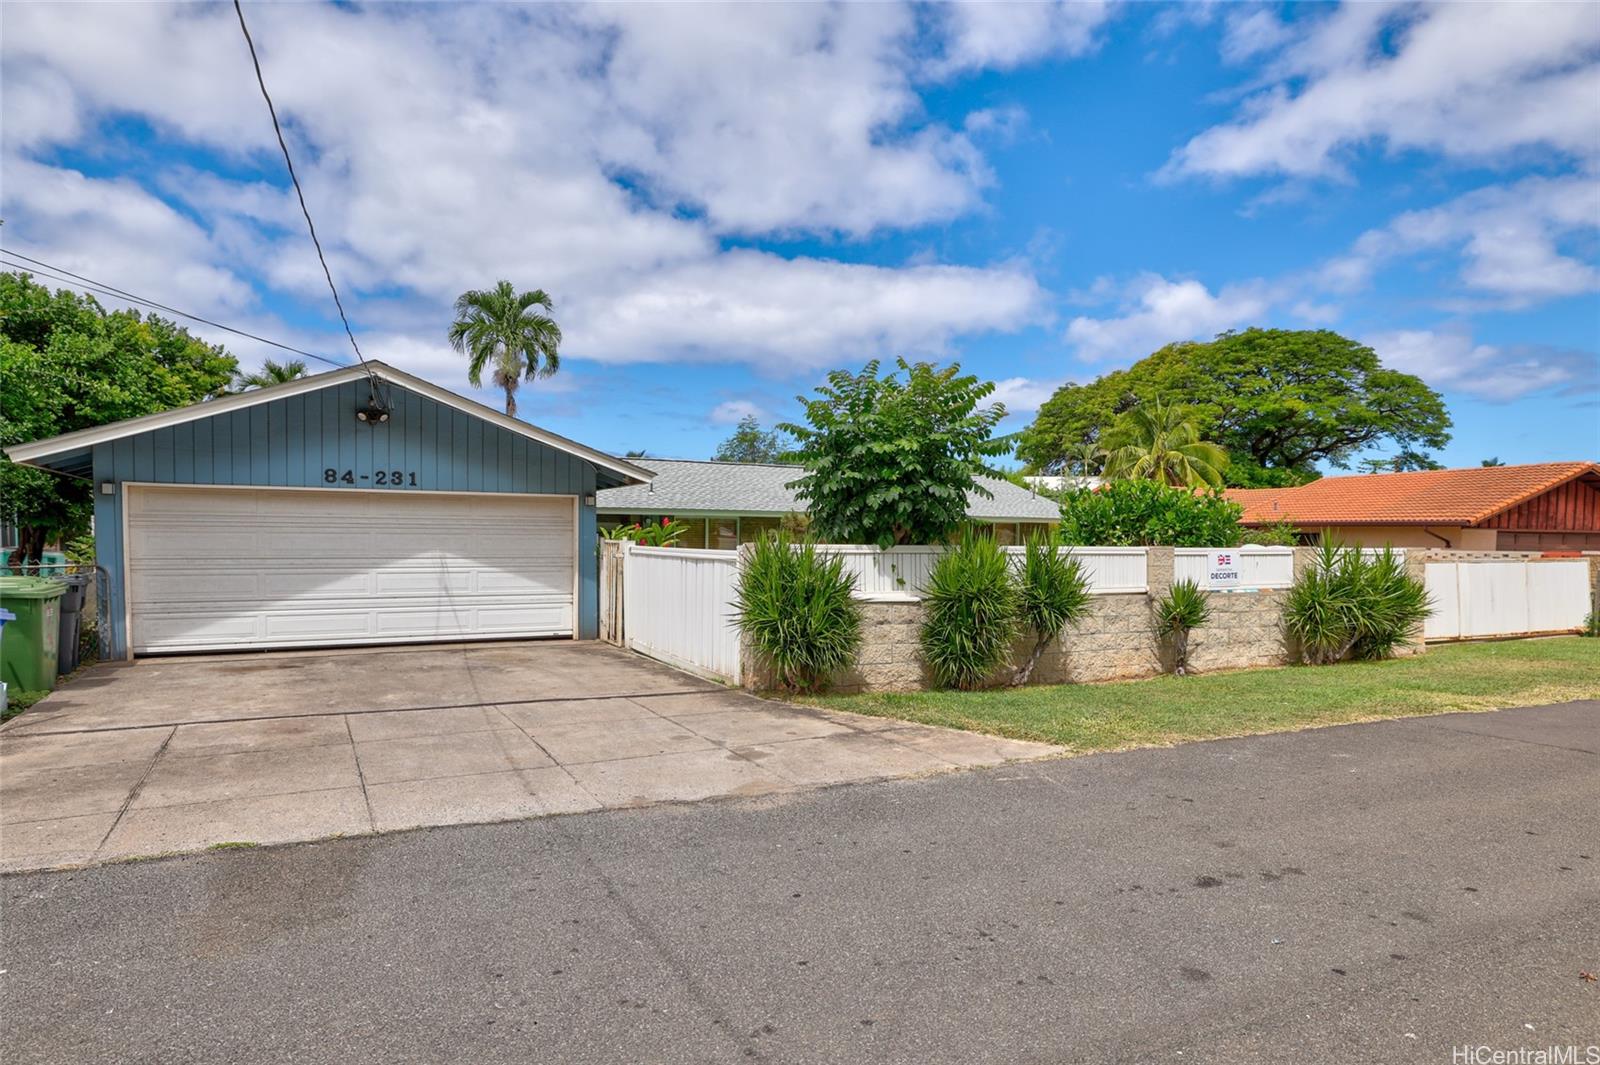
xmin=93 ymin=381 xmax=604 ymax=657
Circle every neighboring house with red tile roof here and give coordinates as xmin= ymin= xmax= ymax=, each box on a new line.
xmin=1226 ymin=462 xmax=1600 ymax=551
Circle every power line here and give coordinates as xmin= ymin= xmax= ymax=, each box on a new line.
xmin=0 ymin=248 xmax=347 ymax=369
xmin=231 ymin=0 xmax=381 ymax=404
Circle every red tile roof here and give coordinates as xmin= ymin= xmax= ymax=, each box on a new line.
xmin=1226 ymin=462 xmax=1600 ymax=527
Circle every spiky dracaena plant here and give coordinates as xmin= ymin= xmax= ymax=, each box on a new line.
xmin=921 ymin=532 xmax=1019 ymax=690
xmin=1012 ymin=533 xmax=1093 ymax=686
xmin=1285 ymin=541 xmax=1431 ymax=664
xmin=1154 ymin=579 xmax=1210 ymax=676
xmin=733 ymin=533 xmax=862 ymax=693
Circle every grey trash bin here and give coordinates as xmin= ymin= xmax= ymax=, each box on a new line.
xmin=55 ymin=574 xmax=91 ymax=675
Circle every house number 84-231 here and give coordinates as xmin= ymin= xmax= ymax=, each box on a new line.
xmin=324 ymin=468 xmax=419 ymax=487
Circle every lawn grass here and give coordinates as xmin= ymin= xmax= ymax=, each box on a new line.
xmin=801 ymin=637 xmax=1600 ymax=753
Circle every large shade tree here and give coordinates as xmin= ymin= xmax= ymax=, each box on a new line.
xmin=447 ymin=280 xmax=562 ymax=417
xmin=1017 ymin=329 xmax=1451 ymax=486
xmin=1101 ymin=398 xmax=1228 ymax=489
xmin=780 ymin=358 xmax=1009 ymax=548
xmin=1 ymin=272 xmax=237 ymax=562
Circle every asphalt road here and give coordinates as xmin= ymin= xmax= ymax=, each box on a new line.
xmin=4 ymin=701 xmax=1597 ymax=1065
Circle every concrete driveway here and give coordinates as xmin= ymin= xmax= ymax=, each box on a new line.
xmin=0 ymin=642 xmax=1056 ymax=871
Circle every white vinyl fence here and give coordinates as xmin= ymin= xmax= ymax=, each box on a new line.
xmin=620 ymin=543 xmax=742 ymax=682
xmin=1424 ymin=558 xmax=1591 ymax=640
xmin=818 ymin=544 xmax=1148 ymax=597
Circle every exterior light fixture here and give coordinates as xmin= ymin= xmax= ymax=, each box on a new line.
xmin=356 ymin=403 xmax=390 ymax=424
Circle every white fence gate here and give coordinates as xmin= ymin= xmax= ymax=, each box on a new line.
xmin=620 ymin=543 xmax=742 ymax=682
xmin=1424 ymin=558 xmax=1591 ymax=640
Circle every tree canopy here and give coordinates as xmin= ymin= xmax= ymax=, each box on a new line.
xmin=1 ymin=272 xmax=238 ymax=557
xmin=447 ymin=280 xmax=561 ymax=417
xmin=712 ymin=415 xmax=787 ymax=463
xmin=1017 ymin=329 xmax=1451 ymax=486
xmin=779 ymin=358 xmax=1009 ymax=549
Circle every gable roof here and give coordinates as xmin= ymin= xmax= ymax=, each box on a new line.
xmin=1226 ymin=462 xmax=1600 ymax=527
xmin=595 ymin=458 xmax=1061 ymax=522
xmin=4 ymin=361 xmax=652 ymax=487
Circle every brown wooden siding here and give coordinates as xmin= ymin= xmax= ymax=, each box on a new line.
xmin=1478 ymin=477 xmax=1600 ymax=531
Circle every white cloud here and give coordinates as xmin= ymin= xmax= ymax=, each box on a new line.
xmin=709 ymin=400 xmax=764 ymax=426
xmin=568 ymin=250 xmax=1045 ymax=368
xmin=929 ymin=1 xmax=1112 ymax=76
xmin=989 ymin=376 xmax=1064 ymax=414
xmin=1168 ymin=3 xmax=1600 ymax=180
xmin=1219 ymin=9 xmax=1293 ymax=64
xmin=1064 ymin=274 xmax=1270 ymax=362
xmin=0 ymin=1 xmax=1061 ymax=381
xmin=1365 ymin=328 xmax=1597 ymax=400
xmin=1323 ymin=173 xmax=1600 ymax=306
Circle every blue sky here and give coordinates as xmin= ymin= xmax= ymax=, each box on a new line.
xmin=3 ymin=2 xmax=1597 ymax=470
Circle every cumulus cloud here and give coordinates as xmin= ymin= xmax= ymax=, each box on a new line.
xmin=1064 ymin=274 xmax=1270 ymax=362
xmin=1323 ymin=173 xmax=1600 ymax=306
xmin=929 ymin=1 xmax=1112 ymax=76
xmin=989 ymin=376 xmax=1065 ymax=415
xmin=0 ymin=1 xmax=1056 ymax=388
xmin=1168 ymin=3 xmax=1600 ymax=180
xmin=709 ymin=400 xmax=765 ymax=426
xmin=1365 ymin=328 xmax=1598 ymax=401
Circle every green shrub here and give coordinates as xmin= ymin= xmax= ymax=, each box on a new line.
xmin=921 ymin=532 xmax=1018 ymax=690
xmin=1582 ymin=611 xmax=1600 ymax=638
xmin=1154 ymin=578 xmax=1210 ymax=676
xmin=1284 ymin=542 xmax=1431 ymax=664
xmin=1057 ymin=479 xmax=1244 ymax=547
xmin=1012 ymin=533 xmax=1092 ymax=685
xmin=733 ymin=533 xmax=862 ymax=693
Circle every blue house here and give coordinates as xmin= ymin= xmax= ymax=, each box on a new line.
xmin=6 ymin=362 xmax=650 ymax=659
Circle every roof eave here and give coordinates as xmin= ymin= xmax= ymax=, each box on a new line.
xmin=4 ymin=361 xmax=654 ymax=487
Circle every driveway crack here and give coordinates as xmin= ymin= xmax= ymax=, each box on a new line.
xmin=89 ymin=724 xmax=178 ymax=861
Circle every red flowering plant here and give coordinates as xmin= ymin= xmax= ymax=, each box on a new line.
xmin=599 ymin=517 xmax=687 ymax=547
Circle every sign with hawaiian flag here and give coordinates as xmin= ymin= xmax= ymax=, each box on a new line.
xmin=1206 ymin=551 xmax=1242 ymax=589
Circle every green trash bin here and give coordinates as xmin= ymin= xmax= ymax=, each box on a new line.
xmin=0 ymin=576 xmax=65 ymax=693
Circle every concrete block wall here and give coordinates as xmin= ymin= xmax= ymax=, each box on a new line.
xmin=744 ymin=546 xmax=1357 ymax=694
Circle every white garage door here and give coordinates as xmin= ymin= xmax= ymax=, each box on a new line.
xmin=126 ymin=485 xmax=575 ymax=653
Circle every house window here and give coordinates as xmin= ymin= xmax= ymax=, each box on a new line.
xmin=738 ymin=517 xmax=780 ymax=544
xmin=710 ymin=518 xmax=739 ymax=550
xmin=673 ymin=517 xmax=709 ymax=549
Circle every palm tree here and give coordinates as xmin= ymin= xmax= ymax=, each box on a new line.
xmin=1101 ymin=398 xmax=1228 ymax=490
xmin=1070 ymin=440 xmax=1105 ymax=479
xmin=232 ymin=357 xmax=308 ymax=391
xmin=447 ymin=280 xmax=562 ymax=417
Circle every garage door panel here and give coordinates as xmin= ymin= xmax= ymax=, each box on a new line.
xmin=127 ymin=486 xmax=576 ymax=653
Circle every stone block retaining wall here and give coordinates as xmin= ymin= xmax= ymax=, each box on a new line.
xmin=743 ymin=546 xmax=1428 ymax=695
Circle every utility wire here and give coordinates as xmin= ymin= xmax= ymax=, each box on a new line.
xmin=0 ymin=248 xmax=347 ymax=369
xmin=231 ymin=0 xmax=382 ymax=406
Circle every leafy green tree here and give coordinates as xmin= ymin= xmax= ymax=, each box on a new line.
xmin=232 ymin=357 xmax=308 ymax=391
xmin=447 ymin=280 xmax=561 ymax=417
xmin=1481 ymin=457 xmax=1505 ymax=467
xmin=1101 ymin=398 xmax=1228 ymax=489
xmin=779 ymin=358 xmax=1010 ymax=548
xmin=1 ymin=272 xmax=237 ymax=561
xmin=712 ymin=415 xmax=786 ymax=463
xmin=1018 ymin=329 xmax=1451 ymax=485
xmin=1056 ymin=479 xmax=1245 ymax=547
